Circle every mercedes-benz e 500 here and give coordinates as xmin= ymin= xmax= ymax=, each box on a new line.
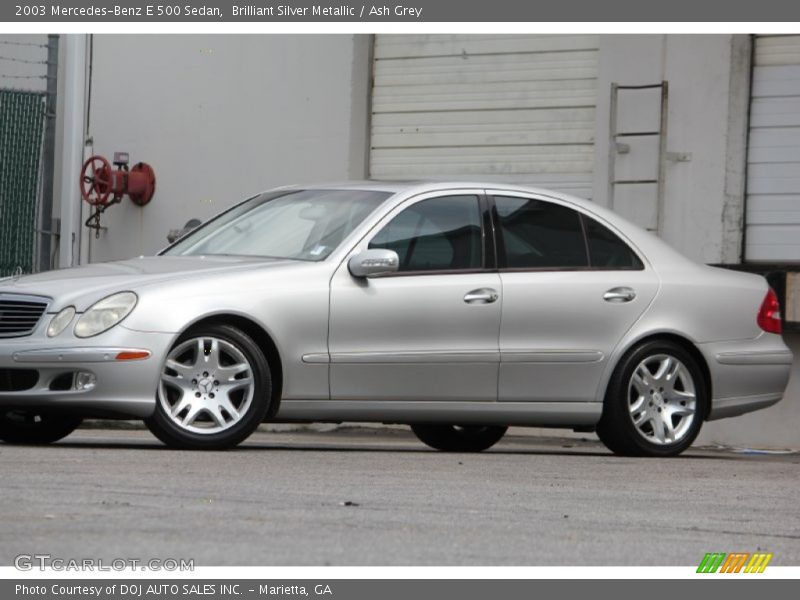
xmin=0 ymin=183 xmax=792 ymax=455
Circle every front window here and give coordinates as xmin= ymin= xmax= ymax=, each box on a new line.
xmin=164 ymin=189 xmax=391 ymax=261
xmin=369 ymin=195 xmax=483 ymax=272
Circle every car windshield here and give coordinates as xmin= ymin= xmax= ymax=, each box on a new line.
xmin=163 ymin=189 xmax=392 ymax=261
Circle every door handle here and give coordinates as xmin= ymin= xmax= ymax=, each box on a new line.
xmin=603 ymin=287 xmax=636 ymax=303
xmin=464 ymin=288 xmax=499 ymax=304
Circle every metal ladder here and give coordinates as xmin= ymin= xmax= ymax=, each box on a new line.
xmin=607 ymin=81 xmax=669 ymax=233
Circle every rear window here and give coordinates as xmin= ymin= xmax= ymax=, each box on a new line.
xmin=494 ymin=196 xmax=589 ymax=269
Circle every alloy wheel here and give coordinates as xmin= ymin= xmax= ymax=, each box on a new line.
xmin=158 ymin=336 xmax=255 ymax=434
xmin=627 ymin=353 xmax=697 ymax=445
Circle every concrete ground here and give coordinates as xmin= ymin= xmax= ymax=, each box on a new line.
xmin=1 ymin=427 xmax=798 ymax=566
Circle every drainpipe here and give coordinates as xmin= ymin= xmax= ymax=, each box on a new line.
xmin=57 ymin=34 xmax=87 ymax=269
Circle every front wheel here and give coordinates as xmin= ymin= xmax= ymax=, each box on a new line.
xmin=0 ymin=411 xmax=82 ymax=444
xmin=145 ymin=324 xmax=273 ymax=450
xmin=411 ymin=424 xmax=507 ymax=452
xmin=596 ymin=340 xmax=708 ymax=457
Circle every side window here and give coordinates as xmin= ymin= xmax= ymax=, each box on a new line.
xmin=494 ymin=196 xmax=588 ymax=269
xmin=369 ymin=195 xmax=483 ymax=272
xmin=583 ymin=216 xmax=644 ymax=270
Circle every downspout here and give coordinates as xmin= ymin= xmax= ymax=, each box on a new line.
xmin=57 ymin=34 xmax=87 ymax=269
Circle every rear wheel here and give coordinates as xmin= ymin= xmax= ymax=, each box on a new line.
xmin=0 ymin=411 xmax=82 ymax=444
xmin=145 ymin=324 xmax=272 ymax=450
xmin=411 ymin=424 xmax=507 ymax=452
xmin=596 ymin=340 xmax=707 ymax=457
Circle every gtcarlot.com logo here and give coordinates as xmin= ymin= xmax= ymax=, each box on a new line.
xmin=14 ymin=554 xmax=194 ymax=572
xmin=697 ymin=552 xmax=773 ymax=573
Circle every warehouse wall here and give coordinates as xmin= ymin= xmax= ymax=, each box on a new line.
xmin=592 ymin=35 xmax=750 ymax=265
xmin=82 ymin=35 xmax=751 ymax=265
xmin=83 ymin=34 xmax=371 ymax=261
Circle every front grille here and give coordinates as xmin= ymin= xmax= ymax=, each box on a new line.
xmin=0 ymin=368 xmax=39 ymax=392
xmin=0 ymin=294 xmax=49 ymax=338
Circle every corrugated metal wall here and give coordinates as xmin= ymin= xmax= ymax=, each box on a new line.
xmin=369 ymin=35 xmax=599 ymax=198
xmin=746 ymin=35 xmax=800 ymax=263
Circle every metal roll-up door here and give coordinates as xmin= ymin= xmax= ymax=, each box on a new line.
xmin=746 ymin=35 xmax=800 ymax=263
xmin=369 ymin=35 xmax=599 ymax=199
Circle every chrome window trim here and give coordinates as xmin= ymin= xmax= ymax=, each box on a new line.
xmin=484 ymin=189 xmax=651 ymax=272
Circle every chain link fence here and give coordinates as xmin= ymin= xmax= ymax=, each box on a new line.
xmin=0 ymin=89 xmax=46 ymax=276
xmin=0 ymin=34 xmax=53 ymax=277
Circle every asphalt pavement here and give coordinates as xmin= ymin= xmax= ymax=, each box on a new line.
xmin=1 ymin=426 xmax=798 ymax=566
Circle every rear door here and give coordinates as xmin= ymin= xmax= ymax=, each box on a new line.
xmin=490 ymin=191 xmax=660 ymax=403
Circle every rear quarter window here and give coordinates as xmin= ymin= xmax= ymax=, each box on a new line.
xmin=583 ymin=216 xmax=644 ymax=270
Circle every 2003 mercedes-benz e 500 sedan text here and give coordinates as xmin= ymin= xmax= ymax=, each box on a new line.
xmin=0 ymin=182 xmax=792 ymax=455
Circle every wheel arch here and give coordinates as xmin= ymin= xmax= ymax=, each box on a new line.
xmin=181 ymin=313 xmax=284 ymax=418
xmin=604 ymin=331 xmax=712 ymax=420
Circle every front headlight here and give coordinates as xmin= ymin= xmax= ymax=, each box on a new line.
xmin=47 ymin=306 xmax=76 ymax=337
xmin=74 ymin=292 xmax=138 ymax=338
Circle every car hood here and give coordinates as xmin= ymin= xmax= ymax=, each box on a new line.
xmin=0 ymin=255 xmax=296 ymax=310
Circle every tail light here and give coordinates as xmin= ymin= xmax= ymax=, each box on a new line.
xmin=757 ymin=288 xmax=782 ymax=334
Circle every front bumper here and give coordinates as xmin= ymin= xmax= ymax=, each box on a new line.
xmin=0 ymin=326 xmax=174 ymax=418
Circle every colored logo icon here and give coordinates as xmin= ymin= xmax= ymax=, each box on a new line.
xmin=697 ymin=552 xmax=773 ymax=573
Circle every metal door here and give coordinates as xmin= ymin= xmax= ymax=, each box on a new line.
xmin=746 ymin=35 xmax=800 ymax=263
xmin=370 ymin=34 xmax=599 ymax=198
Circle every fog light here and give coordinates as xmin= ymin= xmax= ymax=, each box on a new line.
xmin=74 ymin=371 xmax=96 ymax=391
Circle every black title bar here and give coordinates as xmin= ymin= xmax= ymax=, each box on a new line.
xmin=4 ymin=0 xmax=800 ymax=22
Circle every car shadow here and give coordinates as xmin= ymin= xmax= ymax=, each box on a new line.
xmin=32 ymin=437 xmax=766 ymax=460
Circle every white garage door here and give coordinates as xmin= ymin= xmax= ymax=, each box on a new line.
xmin=369 ymin=35 xmax=599 ymax=199
xmin=746 ymin=35 xmax=800 ymax=263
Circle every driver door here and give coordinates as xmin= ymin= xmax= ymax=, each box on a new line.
xmin=328 ymin=192 xmax=502 ymax=402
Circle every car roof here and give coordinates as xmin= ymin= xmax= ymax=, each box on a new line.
xmin=268 ymin=179 xmax=610 ymax=221
xmin=273 ymin=180 xmax=426 ymax=194
xmin=272 ymin=180 xmax=587 ymax=201
xmin=293 ymin=181 xmax=612 ymax=217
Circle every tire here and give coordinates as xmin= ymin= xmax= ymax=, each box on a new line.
xmin=596 ymin=340 xmax=708 ymax=457
xmin=411 ymin=424 xmax=507 ymax=452
xmin=145 ymin=323 xmax=273 ymax=450
xmin=0 ymin=411 xmax=82 ymax=445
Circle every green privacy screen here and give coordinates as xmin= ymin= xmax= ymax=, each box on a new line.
xmin=0 ymin=89 xmax=45 ymax=277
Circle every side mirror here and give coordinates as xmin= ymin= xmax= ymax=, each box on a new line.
xmin=348 ymin=249 xmax=400 ymax=278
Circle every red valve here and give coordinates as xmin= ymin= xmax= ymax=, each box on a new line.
xmin=79 ymin=154 xmax=156 ymax=207
xmin=80 ymin=155 xmax=113 ymax=206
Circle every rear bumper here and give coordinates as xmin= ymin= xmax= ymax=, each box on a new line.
xmin=699 ymin=333 xmax=793 ymax=421
xmin=0 ymin=327 xmax=173 ymax=418
xmin=707 ymin=393 xmax=785 ymax=420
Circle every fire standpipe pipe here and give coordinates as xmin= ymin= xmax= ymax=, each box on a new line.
xmin=80 ymin=152 xmax=156 ymax=236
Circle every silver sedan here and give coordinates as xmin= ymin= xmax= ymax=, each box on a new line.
xmin=0 ymin=183 xmax=792 ymax=455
